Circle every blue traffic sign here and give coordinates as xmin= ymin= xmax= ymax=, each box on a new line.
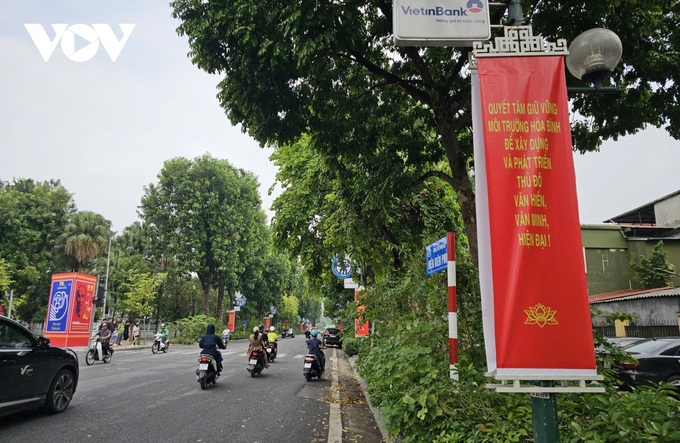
xmin=235 ymin=296 xmax=246 ymax=307
xmin=426 ymin=236 xmax=448 ymax=276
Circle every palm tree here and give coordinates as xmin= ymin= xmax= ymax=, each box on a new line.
xmin=57 ymin=211 xmax=112 ymax=272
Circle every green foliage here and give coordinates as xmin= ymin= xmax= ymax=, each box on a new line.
xmin=174 ymin=315 xmax=224 ymax=344
xmin=56 ymin=211 xmax=111 ymax=272
xmin=341 ymin=335 xmax=360 ymax=357
xmin=0 ymin=258 xmax=13 ymax=293
xmin=0 ymin=178 xmax=76 ymax=321
xmin=630 ymin=241 xmax=676 ymax=289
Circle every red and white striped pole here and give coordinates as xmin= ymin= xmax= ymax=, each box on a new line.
xmin=447 ymin=232 xmax=458 ymax=380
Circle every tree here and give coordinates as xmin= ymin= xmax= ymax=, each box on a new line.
xmin=56 ymin=211 xmax=112 ymax=272
xmin=140 ymin=154 xmax=269 ymax=317
xmin=172 ymin=1 xmax=680 ymax=264
xmin=630 ymin=241 xmax=677 ymax=289
xmin=0 ymin=258 xmax=13 ymax=294
xmin=0 ymin=178 xmax=75 ymax=321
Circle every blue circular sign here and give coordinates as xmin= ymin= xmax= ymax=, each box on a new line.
xmin=235 ymin=296 xmax=246 ymax=307
xmin=331 ymin=256 xmax=353 ymax=279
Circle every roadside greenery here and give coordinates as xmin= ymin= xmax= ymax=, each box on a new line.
xmin=630 ymin=241 xmax=677 ymax=289
xmin=354 ymin=258 xmax=680 ymax=442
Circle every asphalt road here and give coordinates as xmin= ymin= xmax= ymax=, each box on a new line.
xmin=0 ymin=335 xmax=335 ymax=443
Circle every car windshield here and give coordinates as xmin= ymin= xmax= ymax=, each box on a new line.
xmin=623 ymin=339 xmax=675 ymax=354
xmin=327 ymin=328 xmax=339 ymax=334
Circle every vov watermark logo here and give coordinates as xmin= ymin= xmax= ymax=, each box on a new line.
xmin=25 ymin=24 xmax=135 ymax=62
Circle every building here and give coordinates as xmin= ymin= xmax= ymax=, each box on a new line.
xmin=583 ymin=190 xmax=680 ymax=336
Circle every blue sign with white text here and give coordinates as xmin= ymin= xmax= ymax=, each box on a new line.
xmin=426 ymin=236 xmax=448 ymax=276
xmin=47 ymin=279 xmax=73 ymax=332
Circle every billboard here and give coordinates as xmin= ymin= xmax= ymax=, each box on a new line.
xmin=45 ymin=273 xmax=97 ymax=347
xmin=393 ymin=0 xmax=491 ymax=46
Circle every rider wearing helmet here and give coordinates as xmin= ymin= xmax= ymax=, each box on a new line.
xmin=306 ymin=329 xmax=326 ymax=380
xmin=199 ymin=323 xmax=226 ymax=374
xmin=268 ymin=325 xmax=278 ymax=355
xmin=258 ymin=323 xmax=269 ymax=345
xmin=248 ymin=326 xmax=269 ymax=368
xmin=157 ymin=323 xmax=169 ymax=346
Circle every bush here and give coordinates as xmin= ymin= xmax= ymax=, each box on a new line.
xmin=174 ymin=315 xmax=224 ymax=344
xmin=342 ymin=336 xmax=360 ymax=356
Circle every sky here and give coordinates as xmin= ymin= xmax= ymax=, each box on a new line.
xmin=0 ymin=1 xmax=677 ymax=233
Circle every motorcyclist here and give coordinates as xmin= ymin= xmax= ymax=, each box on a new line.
xmin=258 ymin=323 xmax=269 ymax=345
xmin=199 ymin=323 xmax=226 ymax=375
xmin=91 ymin=322 xmax=112 ymax=357
xmin=248 ymin=326 xmax=269 ymax=368
xmin=221 ymin=327 xmax=230 ymax=347
xmin=157 ymin=323 xmax=169 ymax=347
xmin=306 ymin=329 xmax=326 ymax=380
xmin=268 ymin=325 xmax=279 ymax=355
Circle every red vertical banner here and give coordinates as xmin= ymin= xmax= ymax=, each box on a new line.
xmin=355 ymin=288 xmax=369 ymax=338
xmin=476 ymin=56 xmax=595 ymax=377
xmin=228 ymin=310 xmax=235 ymax=332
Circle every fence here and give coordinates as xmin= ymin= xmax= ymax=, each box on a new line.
xmin=593 ymin=321 xmax=680 ymax=338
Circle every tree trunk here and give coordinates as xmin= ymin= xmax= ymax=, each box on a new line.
xmin=216 ymin=276 xmax=225 ymax=322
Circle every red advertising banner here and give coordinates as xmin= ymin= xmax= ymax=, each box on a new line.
xmin=476 ymin=56 xmax=595 ymax=377
xmin=355 ymin=288 xmax=369 ymax=338
xmin=45 ymin=272 xmax=97 ymax=347
xmin=228 ymin=310 xmax=235 ymax=332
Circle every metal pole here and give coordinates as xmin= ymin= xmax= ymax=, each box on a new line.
xmin=102 ymin=236 xmax=112 ymax=317
xmin=8 ymin=289 xmax=13 ymax=318
xmin=531 ymin=383 xmax=559 ymax=443
xmin=447 ymin=232 xmax=458 ymax=380
xmin=507 ymin=0 xmax=524 ymax=25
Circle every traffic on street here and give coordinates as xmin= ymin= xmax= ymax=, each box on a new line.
xmin=0 ymin=336 xmax=351 ymax=442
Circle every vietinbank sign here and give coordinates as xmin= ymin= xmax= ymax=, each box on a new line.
xmin=394 ymin=0 xmax=490 ymax=46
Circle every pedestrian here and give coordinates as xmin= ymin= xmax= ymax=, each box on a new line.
xmin=131 ymin=321 xmax=140 ymax=346
xmin=122 ymin=319 xmax=130 ymax=346
xmin=111 ymin=326 xmax=119 ymax=347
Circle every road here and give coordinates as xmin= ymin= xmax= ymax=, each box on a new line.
xmin=0 ymin=335 xmax=336 ymax=442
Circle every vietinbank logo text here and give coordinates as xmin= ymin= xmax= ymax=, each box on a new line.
xmin=25 ymin=24 xmax=135 ymax=62
xmin=399 ymin=0 xmax=485 ymax=17
xmin=393 ymin=0 xmax=490 ymax=46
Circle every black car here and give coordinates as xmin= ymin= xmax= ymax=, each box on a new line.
xmin=615 ymin=337 xmax=680 ymax=390
xmin=323 ymin=327 xmax=342 ymax=348
xmin=0 ymin=316 xmax=79 ymax=418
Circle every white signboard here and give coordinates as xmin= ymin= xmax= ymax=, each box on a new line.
xmin=393 ymin=0 xmax=491 ymax=46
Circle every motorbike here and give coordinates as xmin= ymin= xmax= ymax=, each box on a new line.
xmin=281 ymin=328 xmax=295 ymax=338
xmin=151 ymin=333 xmax=169 ymax=354
xmin=85 ymin=338 xmax=113 ymax=365
xmin=246 ymin=349 xmax=266 ymax=377
xmin=196 ymin=353 xmax=220 ymax=389
xmin=303 ymin=353 xmax=323 ymax=381
xmin=221 ymin=333 xmax=229 ymax=348
xmin=265 ymin=341 xmax=278 ymax=362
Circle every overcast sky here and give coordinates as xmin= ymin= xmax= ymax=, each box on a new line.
xmin=1 ymin=1 xmax=677 ymax=233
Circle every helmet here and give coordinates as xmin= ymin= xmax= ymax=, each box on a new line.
xmin=258 ymin=324 xmax=265 ymax=331
xmin=253 ymin=326 xmax=259 ymax=333
xmin=269 ymin=326 xmax=275 ymax=332
xmin=311 ymin=329 xmax=318 ymax=337
xmin=160 ymin=323 xmax=165 ymax=328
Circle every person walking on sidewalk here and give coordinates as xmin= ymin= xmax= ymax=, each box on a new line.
xmin=131 ymin=321 xmax=140 ymax=346
xmin=122 ymin=319 xmax=130 ymax=346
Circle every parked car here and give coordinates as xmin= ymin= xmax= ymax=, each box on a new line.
xmin=606 ymin=336 xmax=645 ymax=348
xmin=0 ymin=316 xmax=79 ymax=418
xmin=614 ymin=337 xmax=680 ymax=390
xmin=323 ymin=327 xmax=342 ymax=348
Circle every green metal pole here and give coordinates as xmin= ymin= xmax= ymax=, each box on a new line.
xmin=531 ymin=382 xmax=559 ymax=443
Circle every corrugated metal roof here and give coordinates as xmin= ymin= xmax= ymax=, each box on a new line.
xmin=604 ymin=190 xmax=680 ymax=225
xmin=589 ymin=286 xmax=680 ymax=304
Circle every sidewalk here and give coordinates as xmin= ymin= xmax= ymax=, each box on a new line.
xmin=333 ymin=349 xmax=388 ymax=443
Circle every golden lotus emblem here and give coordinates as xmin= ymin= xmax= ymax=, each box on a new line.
xmin=524 ymin=303 xmax=558 ymax=328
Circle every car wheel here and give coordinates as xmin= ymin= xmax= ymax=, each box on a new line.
xmin=43 ymin=369 xmax=75 ymax=413
xmin=667 ymin=375 xmax=680 ymax=387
